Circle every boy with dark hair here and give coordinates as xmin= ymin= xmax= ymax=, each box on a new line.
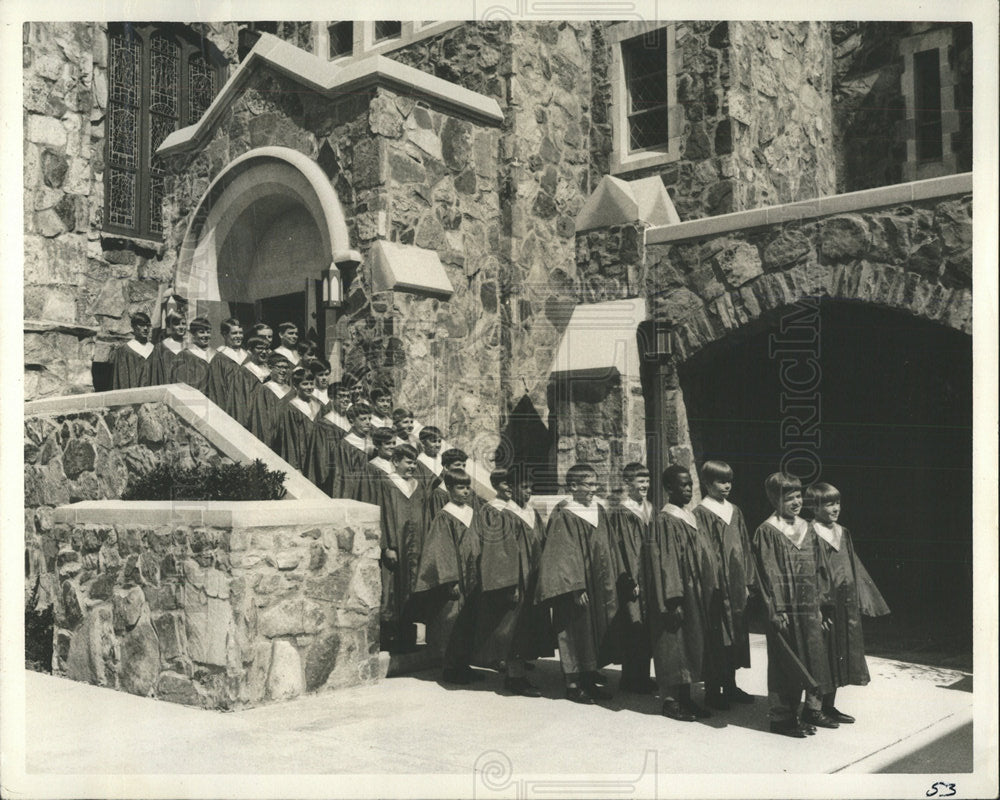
xmin=415 ymin=426 xmax=444 ymax=491
xmin=366 ymin=427 xmax=398 ymax=499
xmin=803 ymin=482 xmax=889 ymax=727
xmin=392 ymin=408 xmax=418 ymax=447
xmin=148 ymin=312 xmax=186 ymax=385
xmin=251 ymin=322 xmax=273 ymax=344
xmin=322 ymin=382 xmax=352 ymax=436
xmin=427 ymin=447 xmax=471 ymax=517
xmin=379 ymin=443 xmax=429 ymax=652
xmin=247 ymin=352 xmax=292 ymax=446
xmin=236 ymin=335 xmax=272 ymax=429
xmin=328 ymin=401 xmax=378 ymax=502
xmin=645 ymin=464 xmax=718 ymax=721
xmin=694 ymin=459 xmax=757 ymax=710
xmin=207 ymin=318 xmax=249 ymax=422
xmin=111 ymin=311 xmax=154 ymax=390
xmin=309 ymin=359 xmax=333 ymax=412
xmin=415 ymin=469 xmax=483 ymax=685
xmin=273 ymin=322 xmax=301 ymax=366
xmin=607 ymin=462 xmax=656 ymax=694
xmin=753 ymin=472 xmax=833 ymax=738
xmin=369 ymin=387 xmax=394 ymax=430
xmin=171 ymin=316 xmax=215 ymax=394
xmin=537 ymin=463 xmax=618 ymax=704
xmin=272 ymin=366 xmax=322 ymax=478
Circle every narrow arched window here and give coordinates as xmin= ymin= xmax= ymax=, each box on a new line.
xmin=105 ymin=23 xmax=224 ymax=239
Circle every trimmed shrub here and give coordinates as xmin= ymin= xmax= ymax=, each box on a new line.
xmin=122 ymin=459 xmax=287 ymax=501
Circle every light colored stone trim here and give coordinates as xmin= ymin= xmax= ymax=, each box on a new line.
xmin=316 ymin=21 xmax=462 ymax=63
xmin=24 ymin=319 xmax=101 ymax=336
xmin=158 ymin=33 xmax=503 ymax=156
xmin=899 ymin=28 xmax=959 ymax=181
xmin=645 ymin=173 xmax=973 ymax=245
xmin=24 ymin=384 xmax=330 ymax=501
xmin=52 ymin=499 xmax=379 ymax=527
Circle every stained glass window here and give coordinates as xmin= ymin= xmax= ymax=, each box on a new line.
xmin=104 ymin=24 xmax=224 ymax=239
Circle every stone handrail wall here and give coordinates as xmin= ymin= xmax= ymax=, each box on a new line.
xmin=50 ymin=500 xmax=381 ymax=709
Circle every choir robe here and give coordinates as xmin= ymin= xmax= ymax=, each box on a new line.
xmin=329 ymin=433 xmax=380 ymax=503
xmin=414 ymin=502 xmax=482 ymax=667
xmin=604 ymin=499 xmax=653 ymax=668
xmin=110 ymin=339 xmax=153 ymax=390
xmin=272 ymin=345 xmax=300 ymax=367
xmin=378 ymin=472 xmax=429 ymax=643
xmin=238 ymin=362 xmax=271 ymax=429
xmin=644 ymin=505 xmax=720 ymax=687
xmin=536 ymin=500 xmax=619 ymax=674
xmin=311 ymin=388 xmax=332 ymax=416
xmin=147 ymin=339 xmax=183 ymax=385
xmin=171 ymin=347 xmax=215 ymax=394
xmin=812 ymin=522 xmax=890 ymax=688
xmin=695 ymin=498 xmax=757 ymax=675
xmin=247 ymin=381 xmax=292 ymax=447
xmin=415 ymin=453 xmax=443 ymax=494
xmin=206 ymin=346 xmax=249 ymax=423
xmin=471 ymin=499 xmax=524 ymax=667
xmin=503 ymin=501 xmax=556 ymax=661
xmin=304 ymin=412 xmax=349 ymax=493
xmin=752 ymin=516 xmax=833 ymax=697
xmin=272 ymin=396 xmax=321 ymax=479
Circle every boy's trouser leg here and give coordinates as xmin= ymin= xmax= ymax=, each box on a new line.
xmin=623 ymin=622 xmax=651 ymax=684
xmin=506 ymin=657 xmax=527 ymax=679
xmin=443 ymin=593 xmax=477 ymax=670
xmin=768 ymin=688 xmax=803 ymax=723
xmin=822 ymin=689 xmax=837 ymax=709
xmin=552 ymin=595 xmax=597 ymax=681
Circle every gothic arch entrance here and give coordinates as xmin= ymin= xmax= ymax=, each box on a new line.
xmin=174 ymin=146 xmax=360 ymax=361
xmin=677 ymin=299 xmax=972 ymax=665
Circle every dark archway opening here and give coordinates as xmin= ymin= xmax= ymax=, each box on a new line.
xmin=679 ymin=300 xmax=972 ymax=668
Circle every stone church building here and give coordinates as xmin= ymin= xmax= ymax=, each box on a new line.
xmin=23 ymin=20 xmax=974 ymax=701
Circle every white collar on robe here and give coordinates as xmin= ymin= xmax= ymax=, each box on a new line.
xmin=186 ymin=345 xmax=214 ymax=363
xmin=487 ymin=498 xmax=508 ymax=511
xmin=324 ymin=410 xmax=351 ymax=431
xmin=507 ymin=501 xmax=537 ymax=529
xmin=812 ymin=521 xmax=843 ymax=551
xmin=266 ymin=381 xmax=289 ymax=398
xmin=663 ymin=503 xmax=698 ymax=529
xmin=562 ymin=499 xmax=600 ymax=528
xmin=443 ymin=502 xmax=474 ymax=528
xmin=622 ymin=497 xmax=653 ymax=524
xmin=370 ymin=456 xmax=393 ymax=475
xmin=369 ymin=414 xmax=392 ymax=430
xmin=127 ymin=339 xmax=154 ymax=359
xmin=699 ymin=496 xmax=734 ymax=525
xmin=162 ymin=338 xmax=183 ymax=354
xmin=290 ymin=396 xmax=318 ymax=420
xmin=273 ymin=346 xmax=300 ymax=365
xmin=387 ymin=472 xmax=418 ymax=498
xmin=218 ymin=345 xmax=247 ymax=364
xmin=342 ymin=432 xmax=371 ymax=453
xmin=312 ymin=388 xmax=329 ymax=404
xmin=245 ymin=362 xmax=269 ymax=381
xmin=767 ymin=514 xmax=810 ymax=549
xmin=417 ymin=452 xmax=442 ymax=475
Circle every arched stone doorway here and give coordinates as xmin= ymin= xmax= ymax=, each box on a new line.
xmin=674 ymin=297 xmax=972 ymax=666
xmin=174 ymin=146 xmax=360 ymax=360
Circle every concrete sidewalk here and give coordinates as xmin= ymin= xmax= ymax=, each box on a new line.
xmin=20 ymin=636 xmax=973 ymax=779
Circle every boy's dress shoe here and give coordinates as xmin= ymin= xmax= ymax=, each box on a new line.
xmin=442 ymin=668 xmax=470 ymax=685
xmin=504 ymin=677 xmax=542 ymax=698
xmin=584 ymin=679 xmax=613 ymax=700
xmin=803 ymin=709 xmax=839 ymax=729
xmin=679 ymin=698 xmax=712 ymax=718
xmin=566 ymin=686 xmax=595 ymax=704
xmin=769 ymin=719 xmax=806 ymax=738
xmin=589 ymin=671 xmax=609 ymax=686
xmin=661 ymin=700 xmax=696 ymax=722
xmin=823 ymin=706 xmax=855 ymax=724
xmin=724 ymin=686 xmax=755 ymax=704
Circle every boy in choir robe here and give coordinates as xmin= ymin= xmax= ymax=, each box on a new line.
xmin=803 ymin=482 xmax=889 ymax=727
xmin=305 ymin=381 xmax=351 ymax=490
xmin=645 ymin=465 xmax=719 ymax=722
xmin=415 ymin=469 xmax=484 ymax=685
xmin=695 ymin=460 xmax=757 ymax=710
xmin=272 ymin=366 xmax=322 ymax=478
xmin=392 ymin=408 xmax=419 ymax=447
xmin=414 ymin=426 xmax=444 ymax=492
xmin=428 ymin=448 xmax=471 ymax=518
xmin=366 ymin=427 xmax=398 ymax=501
xmin=247 ymin=353 xmax=292 ymax=446
xmin=272 ymin=322 xmax=301 ymax=366
xmin=472 ymin=469 xmax=543 ymax=697
xmin=536 ymin=463 xmax=619 ymax=704
xmin=309 ymin=359 xmax=333 ymax=413
xmin=368 ymin=387 xmax=394 ymax=431
xmin=110 ymin=312 xmax=154 ymax=390
xmin=148 ymin=312 xmax=186 ymax=385
xmin=250 ymin=322 xmax=273 ymax=346
xmin=171 ymin=316 xmax=215 ymax=394
xmin=206 ymin=318 xmax=249 ymax=422
xmin=379 ymin=443 xmax=430 ymax=653
xmin=322 ymin=382 xmax=352 ymax=437
xmin=752 ymin=472 xmax=833 ymax=738
xmin=329 ymin=402 xmax=378 ymax=502
xmin=606 ymin=463 xmax=656 ymax=694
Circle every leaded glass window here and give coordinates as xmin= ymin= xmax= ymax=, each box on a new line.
xmin=621 ymin=28 xmax=669 ymax=152
xmin=104 ymin=23 xmax=224 ymax=239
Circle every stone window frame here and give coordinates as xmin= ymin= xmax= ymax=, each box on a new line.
xmin=103 ymin=23 xmax=226 ymax=241
xmin=313 ymin=21 xmax=461 ymax=63
xmin=608 ymin=21 xmax=682 ymax=176
xmin=900 ymin=27 xmax=960 ymax=181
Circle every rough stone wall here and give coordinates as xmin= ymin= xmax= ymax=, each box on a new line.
xmin=47 ymin=510 xmax=381 ymax=709
xmin=727 ymin=22 xmax=836 ymax=210
xmin=24 ymin=401 xmax=234 ymax=607
xmin=645 ymin=193 xmax=973 ymax=363
xmin=22 ymin=22 xmax=240 ymax=401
